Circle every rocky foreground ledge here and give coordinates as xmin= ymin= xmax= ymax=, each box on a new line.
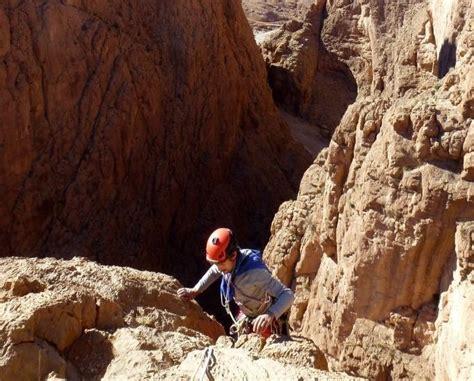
xmin=0 ymin=257 xmax=360 ymax=380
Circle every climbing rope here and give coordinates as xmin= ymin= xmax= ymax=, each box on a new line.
xmin=220 ymin=273 xmax=238 ymax=325
xmin=191 ymin=347 xmax=216 ymax=381
xmin=229 ymin=315 xmax=251 ymax=337
xmin=221 ymin=272 xmax=279 ymax=338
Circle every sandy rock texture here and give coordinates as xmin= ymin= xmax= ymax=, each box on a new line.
xmin=434 ymin=221 xmax=474 ymax=381
xmin=264 ymin=0 xmax=473 ymax=379
xmin=0 ymin=257 xmax=224 ymax=380
xmin=242 ymin=0 xmax=315 ymax=32
xmin=162 ymin=334 xmax=362 ymax=380
xmin=0 ymin=0 xmax=310 ymax=279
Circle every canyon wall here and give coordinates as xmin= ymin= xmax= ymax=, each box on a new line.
xmin=242 ymin=0 xmax=315 ymax=30
xmin=259 ymin=3 xmax=357 ymax=137
xmin=264 ymin=0 xmax=473 ymax=379
xmin=0 ymin=0 xmax=309 ymax=278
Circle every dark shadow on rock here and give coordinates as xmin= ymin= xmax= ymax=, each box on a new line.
xmin=438 ymin=39 xmax=456 ymax=78
xmin=66 ymin=330 xmax=114 ymax=380
xmin=267 ymin=45 xmax=357 ymax=140
xmin=268 ymin=334 xmax=293 ymax=344
xmin=427 ymin=158 xmax=463 ymax=174
xmin=196 ymin=282 xmax=236 ymax=332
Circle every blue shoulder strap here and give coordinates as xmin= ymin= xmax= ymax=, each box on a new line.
xmin=234 ymin=249 xmax=267 ymax=276
xmin=220 ymin=249 xmax=267 ymax=304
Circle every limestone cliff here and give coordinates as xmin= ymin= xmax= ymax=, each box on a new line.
xmin=263 ymin=0 xmax=473 ymax=379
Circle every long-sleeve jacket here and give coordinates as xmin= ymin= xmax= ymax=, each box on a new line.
xmin=193 ymin=249 xmax=294 ymax=319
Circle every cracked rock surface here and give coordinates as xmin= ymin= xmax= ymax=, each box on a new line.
xmin=0 ymin=257 xmax=223 ymax=380
xmin=0 ymin=0 xmax=309 ymax=280
xmin=0 ymin=257 xmax=362 ymax=380
xmin=262 ymin=0 xmax=473 ymax=379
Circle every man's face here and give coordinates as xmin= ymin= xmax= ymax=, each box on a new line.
xmin=212 ymin=253 xmax=237 ymax=273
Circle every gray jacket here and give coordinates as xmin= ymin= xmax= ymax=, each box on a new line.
xmin=194 ymin=249 xmax=294 ymax=319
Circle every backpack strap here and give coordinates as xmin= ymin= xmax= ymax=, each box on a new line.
xmin=219 ymin=249 xmax=268 ymax=322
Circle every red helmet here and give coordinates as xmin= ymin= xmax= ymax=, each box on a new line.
xmin=206 ymin=228 xmax=233 ymax=263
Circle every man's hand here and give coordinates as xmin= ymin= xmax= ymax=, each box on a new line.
xmin=252 ymin=313 xmax=274 ymax=333
xmin=177 ymin=287 xmax=198 ymax=301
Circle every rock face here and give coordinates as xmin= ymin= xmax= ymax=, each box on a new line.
xmin=264 ymin=0 xmax=473 ymax=379
xmin=0 ymin=257 xmax=223 ymax=380
xmin=434 ymin=221 xmax=474 ymax=381
xmin=242 ymin=0 xmax=315 ymax=31
xmin=259 ymin=3 xmax=358 ymax=138
xmin=162 ymin=334 xmax=362 ymax=380
xmin=0 ymin=257 xmax=364 ymax=380
xmin=0 ymin=0 xmax=310 ymax=279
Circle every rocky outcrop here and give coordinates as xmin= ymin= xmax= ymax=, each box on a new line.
xmin=0 ymin=257 xmax=223 ymax=380
xmin=264 ymin=0 xmax=473 ymax=379
xmin=259 ymin=3 xmax=357 ymax=137
xmin=0 ymin=257 xmax=365 ymax=380
xmin=162 ymin=334 xmax=361 ymax=380
xmin=242 ymin=0 xmax=315 ymax=31
xmin=0 ymin=0 xmax=310 ymax=280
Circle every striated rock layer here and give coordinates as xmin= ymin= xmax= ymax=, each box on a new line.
xmin=264 ymin=0 xmax=473 ymax=379
xmin=0 ymin=0 xmax=310 ymax=278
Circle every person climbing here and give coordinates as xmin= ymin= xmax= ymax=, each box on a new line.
xmin=177 ymin=228 xmax=294 ymax=338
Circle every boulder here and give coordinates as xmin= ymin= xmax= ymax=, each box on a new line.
xmin=0 ymin=257 xmax=224 ymax=380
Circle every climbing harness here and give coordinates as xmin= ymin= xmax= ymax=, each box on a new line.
xmin=192 ymin=347 xmax=216 ymax=381
xmin=219 ymin=249 xmax=289 ymax=339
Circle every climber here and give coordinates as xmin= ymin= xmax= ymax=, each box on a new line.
xmin=177 ymin=228 xmax=294 ymax=338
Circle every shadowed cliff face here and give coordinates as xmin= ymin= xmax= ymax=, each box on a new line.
xmin=0 ymin=1 xmax=310 ymax=279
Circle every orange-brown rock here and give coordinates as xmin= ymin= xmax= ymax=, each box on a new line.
xmin=259 ymin=2 xmax=357 ymax=137
xmin=0 ymin=256 xmax=371 ymax=380
xmin=0 ymin=0 xmax=310 ymax=281
xmin=264 ymin=0 xmax=473 ymax=379
xmin=0 ymin=257 xmax=223 ymax=380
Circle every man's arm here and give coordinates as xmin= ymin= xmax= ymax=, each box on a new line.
xmin=243 ymin=268 xmax=294 ymax=333
xmin=193 ymin=265 xmax=221 ymax=293
xmin=264 ymin=274 xmax=294 ymax=319
xmin=177 ymin=265 xmax=221 ymax=300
